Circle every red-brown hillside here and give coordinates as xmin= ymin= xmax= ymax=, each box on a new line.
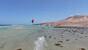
xmin=41 ymin=15 xmax=88 ymax=27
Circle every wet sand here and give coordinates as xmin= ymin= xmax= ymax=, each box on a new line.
xmin=0 ymin=25 xmax=88 ymax=50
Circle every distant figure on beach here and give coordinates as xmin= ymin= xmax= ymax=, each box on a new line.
xmin=32 ymin=18 xmax=35 ymax=24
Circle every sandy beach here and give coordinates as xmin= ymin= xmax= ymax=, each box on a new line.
xmin=0 ymin=25 xmax=88 ymax=50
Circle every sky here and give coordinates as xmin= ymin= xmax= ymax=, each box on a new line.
xmin=0 ymin=0 xmax=88 ymax=24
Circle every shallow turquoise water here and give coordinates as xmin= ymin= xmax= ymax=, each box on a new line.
xmin=0 ymin=25 xmax=50 ymax=50
xmin=0 ymin=25 xmax=88 ymax=50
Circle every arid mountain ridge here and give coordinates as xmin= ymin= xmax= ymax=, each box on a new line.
xmin=41 ymin=15 xmax=88 ymax=27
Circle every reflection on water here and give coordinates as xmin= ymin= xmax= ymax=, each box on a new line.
xmin=34 ymin=36 xmax=47 ymax=50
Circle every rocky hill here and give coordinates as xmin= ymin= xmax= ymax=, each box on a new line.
xmin=41 ymin=15 xmax=88 ymax=27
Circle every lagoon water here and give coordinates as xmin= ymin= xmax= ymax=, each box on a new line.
xmin=0 ymin=25 xmax=88 ymax=50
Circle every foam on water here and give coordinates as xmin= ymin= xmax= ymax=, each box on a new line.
xmin=34 ymin=36 xmax=47 ymax=50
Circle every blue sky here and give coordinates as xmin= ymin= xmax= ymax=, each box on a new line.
xmin=0 ymin=0 xmax=88 ymax=24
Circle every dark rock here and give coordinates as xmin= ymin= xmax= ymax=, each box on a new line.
xmin=54 ymin=43 xmax=61 ymax=46
xmin=44 ymin=35 xmax=47 ymax=38
xmin=54 ymin=37 xmax=56 ymax=39
xmin=80 ymin=37 xmax=83 ymax=38
xmin=58 ymin=41 xmax=63 ymax=43
xmin=85 ymin=36 xmax=88 ymax=37
xmin=17 ymin=48 xmax=22 ymax=50
xmin=49 ymin=36 xmax=52 ymax=39
xmin=79 ymin=48 xmax=86 ymax=50
xmin=60 ymin=45 xmax=64 ymax=47
xmin=80 ymin=33 xmax=84 ymax=34
xmin=66 ymin=39 xmax=70 ymax=41
xmin=75 ymin=39 xmax=78 ymax=40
